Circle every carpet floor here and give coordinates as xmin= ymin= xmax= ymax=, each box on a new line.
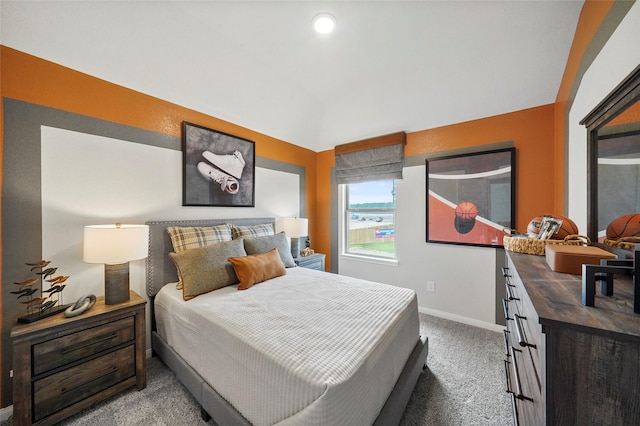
xmin=60 ymin=313 xmax=512 ymax=426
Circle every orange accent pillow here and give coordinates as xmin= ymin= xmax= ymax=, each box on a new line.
xmin=228 ymin=248 xmax=286 ymax=290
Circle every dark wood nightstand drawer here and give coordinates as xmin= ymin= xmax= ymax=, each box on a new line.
xmin=33 ymin=316 xmax=135 ymax=376
xmin=33 ymin=345 xmax=135 ymax=421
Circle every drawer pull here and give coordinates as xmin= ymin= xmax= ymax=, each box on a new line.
xmin=510 ymin=392 xmax=520 ymax=426
xmin=61 ymin=367 xmax=117 ymax=394
xmin=502 ymin=299 xmax=513 ymax=321
xmin=509 ymin=347 xmax=534 ymax=402
xmin=514 ymin=314 xmax=536 ymax=348
xmin=501 ymin=266 xmax=511 ymax=278
xmin=61 ymin=333 xmax=118 ymax=354
xmin=505 ymin=281 xmax=519 ymax=301
xmin=503 ymin=359 xmax=512 ymax=392
xmin=503 ymin=329 xmax=511 ymax=357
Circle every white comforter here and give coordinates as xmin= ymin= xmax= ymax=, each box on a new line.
xmin=155 ymin=267 xmax=419 ymax=426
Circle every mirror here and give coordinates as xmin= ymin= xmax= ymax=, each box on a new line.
xmin=580 ymin=64 xmax=640 ymax=242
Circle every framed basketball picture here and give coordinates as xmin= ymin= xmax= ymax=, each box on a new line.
xmin=182 ymin=122 xmax=255 ymax=207
xmin=426 ymin=147 xmax=515 ymax=247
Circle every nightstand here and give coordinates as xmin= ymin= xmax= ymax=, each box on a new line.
xmin=294 ymin=253 xmax=326 ymax=271
xmin=11 ymin=290 xmax=146 ymax=426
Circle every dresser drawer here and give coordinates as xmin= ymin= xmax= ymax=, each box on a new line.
xmin=510 ymin=345 xmax=544 ymax=426
xmin=32 ymin=316 xmax=135 ymax=376
xmin=508 ymin=304 xmax=542 ymax=370
xmin=33 ymin=344 xmax=135 ymax=421
xmin=505 ymin=255 xmax=547 ymax=425
xmin=506 ymin=260 xmax=543 ymax=377
xmin=515 ymin=300 xmax=543 ymax=377
xmin=506 ymin=317 xmax=541 ymax=393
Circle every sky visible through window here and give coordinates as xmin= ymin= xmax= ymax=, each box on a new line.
xmin=348 ymin=180 xmax=395 ymax=205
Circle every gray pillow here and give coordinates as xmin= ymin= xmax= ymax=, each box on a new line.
xmin=243 ymin=232 xmax=296 ymax=268
xmin=169 ymin=239 xmax=247 ymax=300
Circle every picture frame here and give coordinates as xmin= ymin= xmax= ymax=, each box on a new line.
xmin=426 ymin=147 xmax=515 ymax=247
xmin=182 ymin=122 xmax=255 ymax=207
xmin=538 ymin=217 xmax=562 ymax=240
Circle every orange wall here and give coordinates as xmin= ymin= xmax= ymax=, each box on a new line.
xmin=554 ymin=0 xmax=616 ymax=214
xmin=315 ymin=151 xmax=335 ymax=271
xmin=556 ymin=1 xmax=615 ymax=104
xmin=608 ymin=100 xmax=640 ymax=127
xmin=0 ymin=46 xmax=317 ymax=166
xmin=407 ymin=105 xmax=557 ymax=234
xmin=316 ymin=104 xmax=558 ymax=252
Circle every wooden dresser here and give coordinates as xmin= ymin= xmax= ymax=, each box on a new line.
xmin=11 ymin=291 xmax=146 ymax=426
xmin=503 ymin=252 xmax=640 ymax=425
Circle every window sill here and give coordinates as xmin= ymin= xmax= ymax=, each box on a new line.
xmin=340 ymin=253 xmax=399 ymax=267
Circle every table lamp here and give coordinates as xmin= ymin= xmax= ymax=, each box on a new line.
xmin=83 ymin=223 xmax=149 ymax=304
xmin=282 ymin=217 xmax=308 ymax=258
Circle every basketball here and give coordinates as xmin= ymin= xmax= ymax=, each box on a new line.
xmin=606 ymin=214 xmax=640 ymax=240
xmin=527 ymin=214 xmax=579 ymax=240
xmin=454 ymin=215 xmax=475 ymax=234
xmin=553 ymin=215 xmax=580 ymax=239
xmin=455 ymin=201 xmax=479 ymax=221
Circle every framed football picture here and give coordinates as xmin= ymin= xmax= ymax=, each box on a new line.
xmin=426 ymin=147 xmax=515 ymax=247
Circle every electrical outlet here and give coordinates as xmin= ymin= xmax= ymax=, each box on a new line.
xmin=426 ymin=281 xmax=435 ymax=292
xmin=8 ymin=370 xmax=12 ymax=378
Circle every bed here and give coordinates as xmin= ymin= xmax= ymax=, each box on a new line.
xmin=146 ymin=218 xmax=428 ymax=425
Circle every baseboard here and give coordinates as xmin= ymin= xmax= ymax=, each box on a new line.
xmin=418 ymin=306 xmax=504 ymax=333
xmin=147 ymin=348 xmax=153 ymax=359
xmin=0 ymin=405 xmax=12 ymax=425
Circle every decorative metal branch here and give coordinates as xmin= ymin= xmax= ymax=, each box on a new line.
xmin=13 ymin=260 xmax=70 ymax=323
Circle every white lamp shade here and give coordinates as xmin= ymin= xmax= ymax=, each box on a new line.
xmin=282 ymin=218 xmax=309 ymax=238
xmin=84 ymin=224 xmax=149 ymax=264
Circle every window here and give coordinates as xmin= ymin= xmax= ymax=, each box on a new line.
xmin=344 ymin=180 xmax=396 ymax=259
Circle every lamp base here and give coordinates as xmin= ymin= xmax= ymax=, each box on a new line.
xmin=105 ymin=263 xmax=131 ymax=305
xmin=291 ymin=237 xmax=302 ymax=258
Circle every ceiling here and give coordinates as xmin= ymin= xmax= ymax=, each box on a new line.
xmin=1 ymin=1 xmax=584 ymax=152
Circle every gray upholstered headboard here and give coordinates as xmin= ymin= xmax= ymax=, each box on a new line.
xmin=146 ymin=217 xmax=276 ymax=298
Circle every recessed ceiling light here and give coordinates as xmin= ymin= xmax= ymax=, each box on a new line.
xmin=313 ymin=13 xmax=336 ymax=34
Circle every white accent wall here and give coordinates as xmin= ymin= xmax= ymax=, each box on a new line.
xmin=40 ymin=126 xmax=301 ymax=307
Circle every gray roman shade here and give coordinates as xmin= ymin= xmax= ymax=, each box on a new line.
xmin=335 ymin=131 xmax=406 ymax=184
